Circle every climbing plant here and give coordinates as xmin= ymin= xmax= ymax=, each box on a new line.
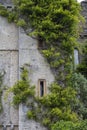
xmin=76 ymin=42 xmax=87 ymax=78
xmin=51 ymin=120 xmax=87 ymax=130
xmin=0 ymin=0 xmax=86 ymax=129
xmin=7 ymin=67 xmax=87 ymax=129
xmin=0 ymin=0 xmax=84 ymax=86
xmin=8 ymin=67 xmax=35 ymax=106
xmin=71 ymin=72 xmax=87 ymax=119
xmin=10 ymin=0 xmax=83 ymax=86
xmin=0 ymin=4 xmax=8 ymax=17
xmin=27 ymin=82 xmax=79 ymax=128
xmin=9 ymin=68 xmax=79 ymax=129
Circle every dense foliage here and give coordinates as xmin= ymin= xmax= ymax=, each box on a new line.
xmin=71 ymin=73 xmax=87 ymax=119
xmin=0 ymin=0 xmax=81 ymax=86
xmin=0 ymin=4 xmax=8 ymax=16
xmin=0 ymin=0 xmax=83 ymax=86
xmin=33 ymin=82 xmax=79 ymax=127
xmin=12 ymin=0 xmax=81 ymax=43
xmin=51 ymin=120 xmax=87 ymax=130
xmin=0 ymin=0 xmax=87 ymax=129
xmin=9 ymin=70 xmax=87 ymax=130
xmin=9 ymin=67 xmax=35 ymax=106
xmin=10 ymin=69 xmax=79 ymax=128
xmin=77 ymin=43 xmax=87 ymax=78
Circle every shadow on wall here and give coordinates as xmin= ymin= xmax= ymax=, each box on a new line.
xmin=0 ymin=122 xmax=18 ymax=130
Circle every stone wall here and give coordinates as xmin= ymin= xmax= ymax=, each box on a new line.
xmin=80 ymin=1 xmax=87 ymax=39
xmin=78 ymin=0 xmax=87 ymax=62
xmin=0 ymin=1 xmax=86 ymax=130
xmin=0 ymin=16 xmax=19 ymax=128
xmin=18 ymin=28 xmax=54 ymax=130
xmin=0 ymin=15 xmax=55 ymax=130
xmin=0 ymin=0 xmax=13 ymax=5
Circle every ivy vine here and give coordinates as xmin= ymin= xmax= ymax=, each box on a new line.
xmin=0 ymin=0 xmax=84 ymax=86
xmin=7 ymin=67 xmax=35 ymax=107
xmin=9 ymin=68 xmax=79 ymax=129
xmin=0 ymin=0 xmax=86 ymax=129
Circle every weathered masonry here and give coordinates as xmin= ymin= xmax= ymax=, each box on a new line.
xmin=0 ymin=11 xmax=54 ymax=130
xmin=0 ymin=0 xmax=87 ymax=130
xmin=0 ymin=0 xmax=54 ymax=130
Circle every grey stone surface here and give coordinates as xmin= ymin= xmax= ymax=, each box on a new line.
xmin=0 ymin=16 xmax=18 ymax=50
xmin=0 ymin=16 xmax=19 ymax=128
xmin=19 ymin=29 xmax=54 ymax=95
xmin=18 ymin=28 xmax=54 ymax=130
xmin=0 ymin=1 xmax=86 ymax=130
xmin=0 ymin=0 xmax=13 ymax=5
xmin=81 ymin=1 xmax=87 ymax=38
xmin=0 ymin=14 xmax=54 ymax=130
xmin=0 ymin=51 xmax=19 ymax=125
xmin=19 ymin=104 xmax=47 ymax=130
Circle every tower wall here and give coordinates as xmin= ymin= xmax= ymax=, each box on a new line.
xmin=0 ymin=12 xmax=54 ymax=130
xmin=0 ymin=16 xmax=19 ymax=129
xmin=0 ymin=0 xmax=87 ymax=130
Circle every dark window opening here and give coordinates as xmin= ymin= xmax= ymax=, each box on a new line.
xmin=40 ymin=81 xmax=44 ymax=97
xmin=6 ymin=5 xmax=13 ymax=11
xmin=38 ymin=79 xmax=46 ymax=97
xmin=7 ymin=5 xmax=12 ymax=8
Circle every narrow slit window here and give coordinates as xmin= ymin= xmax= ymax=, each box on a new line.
xmin=74 ymin=49 xmax=79 ymax=65
xmin=6 ymin=5 xmax=13 ymax=11
xmin=38 ymin=79 xmax=46 ymax=97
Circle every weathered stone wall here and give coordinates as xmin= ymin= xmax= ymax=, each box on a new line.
xmin=0 ymin=1 xmax=86 ymax=130
xmin=19 ymin=28 xmax=54 ymax=95
xmin=80 ymin=1 xmax=87 ymax=39
xmin=0 ymin=16 xmax=19 ymax=128
xmin=18 ymin=28 xmax=54 ymax=130
xmin=19 ymin=104 xmax=47 ymax=130
xmin=0 ymin=15 xmax=55 ymax=130
xmin=0 ymin=0 xmax=13 ymax=5
xmin=78 ymin=1 xmax=87 ymax=62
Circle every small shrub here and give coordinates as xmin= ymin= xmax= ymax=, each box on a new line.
xmin=0 ymin=4 xmax=8 ymax=17
xmin=9 ymin=67 xmax=35 ymax=106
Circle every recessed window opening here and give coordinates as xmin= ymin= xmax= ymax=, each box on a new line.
xmin=38 ymin=79 xmax=46 ymax=97
xmin=7 ymin=6 xmax=12 ymax=9
xmin=74 ymin=49 xmax=79 ymax=65
xmin=40 ymin=81 xmax=44 ymax=97
xmin=6 ymin=5 xmax=13 ymax=11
